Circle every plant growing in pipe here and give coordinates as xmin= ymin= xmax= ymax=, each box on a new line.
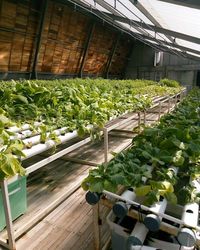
xmin=141 ymin=167 xmax=178 ymax=232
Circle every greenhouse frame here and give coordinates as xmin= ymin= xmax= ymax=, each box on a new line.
xmin=0 ymin=0 xmax=200 ymax=250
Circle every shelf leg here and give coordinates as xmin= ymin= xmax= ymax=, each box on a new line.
xmin=138 ymin=112 xmax=141 ymax=127
xmin=103 ymin=127 xmax=109 ymax=163
xmin=93 ymin=204 xmax=100 ymax=250
xmin=143 ymin=111 xmax=146 ymax=125
xmin=1 ymin=180 xmax=16 ymax=250
xmin=158 ymin=101 xmax=162 ymax=120
xmin=175 ymin=94 xmax=178 ymax=108
xmin=180 ymin=91 xmax=183 ymax=101
xmin=168 ymin=97 xmax=170 ymax=113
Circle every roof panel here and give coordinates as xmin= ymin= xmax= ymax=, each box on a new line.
xmin=141 ymin=0 xmax=200 ymax=39
xmin=78 ymin=0 xmax=200 ymax=59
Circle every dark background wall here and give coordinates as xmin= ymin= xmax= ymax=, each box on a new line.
xmin=125 ymin=41 xmax=200 ymax=88
xmin=0 ymin=0 xmax=133 ymax=80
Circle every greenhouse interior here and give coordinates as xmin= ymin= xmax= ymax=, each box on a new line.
xmin=0 ymin=0 xmax=200 ymax=249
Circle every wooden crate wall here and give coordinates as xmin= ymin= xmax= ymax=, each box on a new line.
xmin=83 ymin=23 xmax=117 ymax=77
xmin=0 ymin=0 xmax=134 ymax=77
xmin=37 ymin=1 xmax=90 ymax=74
xmin=0 ymin=0 xmax=39 ymax=72
xmin=109 ymin=37 xmax=133 ymax=77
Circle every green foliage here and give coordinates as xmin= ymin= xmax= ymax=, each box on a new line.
xmin=159 ymin=78 xmax=180 ymax=88
xmin=82 ymin=89 xmax=200 ymax=206
xmin=0 ymin=113 xmax=25 ymax=180
xmin=0 ymin=78 xmax=181 ymax=181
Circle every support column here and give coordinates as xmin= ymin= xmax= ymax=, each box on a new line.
xmin=1 ymin=180 xmax=16 ymax=250
xmin=105 ymin=33 xmax=121 ymax=79
xmin=103 ymin=127 xmax=109 ymax=163
xmin=79 ymin=22 xmax=95 ymax=78
xmin=30 ymin=0 xmax=48 ymax=79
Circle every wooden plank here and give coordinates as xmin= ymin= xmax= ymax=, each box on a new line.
xmin=61 ymin=156 xmax=98 ymax=166
xmin=14 ymin=172 xmax=88 ymax=239
xmin=16 ymin=188 xmax=94 ymax=250
xmin=93 ymin=204 xmax=100 ymax=250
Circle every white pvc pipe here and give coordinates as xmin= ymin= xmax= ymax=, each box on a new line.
xmin=103 ymin=190 xmax=200 ymax=233
xmin=112 ymin=189 xmax=136 ymax=218
xmin=22 ymin=131 xmax=78 ymax=159
xmin=22 ymin=127 xmax=68 ymax=146
xmin=11 ymin=126 xmax=68 ymax=141
xmin=144 ymin=198 xmax=167 ymax=232
xmin=10 ymin=129 xmax=35 ymax=140
xmin=112 ymin=166 xmax=152 ymax=218
xmin=25 ymin=137 xmax=91 ymax=175
xmin=131 ymin=247 xmax=157 ymax=250
xmin=127 ymin=222 xmax=149 ymax=247
xmin=181 ymin=203 xmax=199 ymax=228
xmin=177 ymin=179 xmax=200 ymax=247
xmin=7 ymin=121 xmax=41 ymax=133
xmin=144 ymin=167 xmax=178 ymax=231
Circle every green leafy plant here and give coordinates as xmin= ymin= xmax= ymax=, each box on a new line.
xmin=0 ymin=78 xmax=182 ymax=181
xmin=159 ymin=78 xmax=180 ymax=88
xmin=82 ymin=89 xmax=200 ymax=206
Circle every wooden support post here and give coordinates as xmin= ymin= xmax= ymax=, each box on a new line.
xmin=168 ymin=97 xmax=171 ymax=113
xmin=93 ymin=204 xmax=100 ymax=250
xmin=143 ymin=111 xmax=146 ymax=125
xmin=180 ymin=91 xmax=183 ymax=101
xmin=175 ymin=94 xmax=177 ymax=107
xmin=138 ymin=112 xmax=141 ymax=127
xmin=103 ymin=127 xmax=109 ymax=163
xmin=30 ymin=0 xmax=48 ymax=79
xmin=158 ymin=101 xmax=162 ymax=120
xmin=105 ymin=33 xmax=121 ymax=79
xmin=79 ymin=22 xmax=95 ymax=78
xmin=1 ymin=180 xmax=16 ymax=250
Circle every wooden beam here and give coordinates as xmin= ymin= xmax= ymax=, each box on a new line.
xmin=30 ymin=0 xmax=48 ymax=79
xmin=105 ymin=33 xmax=121 ymax=79
xmin=79 ymin=22 xmax=95 ymax=78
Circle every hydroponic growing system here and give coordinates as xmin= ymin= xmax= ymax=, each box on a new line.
xmin=0 ymin=78 xmax=193 ymax=250
xmin=83 ymin=88 xmax=200 ymax=250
